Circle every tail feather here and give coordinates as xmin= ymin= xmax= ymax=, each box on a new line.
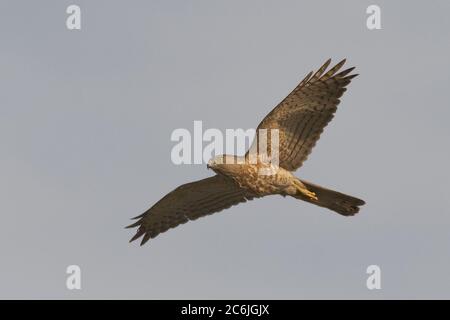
xmin=295 ymin=179 xmax=365 ymax=216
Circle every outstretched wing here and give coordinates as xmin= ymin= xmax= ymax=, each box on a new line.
xmin=127 ymin=175 xmax=257 ymax=245
xmin=247 ymin=59 xmax=357 ymax=171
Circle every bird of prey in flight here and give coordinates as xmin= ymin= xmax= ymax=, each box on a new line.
xmin=127 ymin=59 xmax=365 ymax=245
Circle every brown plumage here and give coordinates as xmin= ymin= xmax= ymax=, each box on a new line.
xmin=127 ymin=59 xmax=365 ymax=245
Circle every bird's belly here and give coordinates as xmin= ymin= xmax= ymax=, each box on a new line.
xmin=229 ymin=165 xmax=293 ymax=195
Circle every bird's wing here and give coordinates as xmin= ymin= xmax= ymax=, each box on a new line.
xmin=127 ymin=175 xmax=257 ymax=245
xmin=247 ymin=59 xmax=357 ymax=171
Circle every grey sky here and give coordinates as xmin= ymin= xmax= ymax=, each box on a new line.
xmin=1 ymin=0 xmax=449 ymax=299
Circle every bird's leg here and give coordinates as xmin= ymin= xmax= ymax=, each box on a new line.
xmin=293 ymin=180 xmax=318 ymax=201
xmin=300 ymin=188 xmax=318 ymax=201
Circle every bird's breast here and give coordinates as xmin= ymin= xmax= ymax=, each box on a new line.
xmin=227 ymin=163 xmax=293 ymax=195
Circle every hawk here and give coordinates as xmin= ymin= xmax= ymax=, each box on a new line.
xmin=127 ymin=59 xmax=365 ymax=245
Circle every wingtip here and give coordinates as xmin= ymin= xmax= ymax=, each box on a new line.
xmin=129 ymin=235 xmax=140 ymax=243
xmin=321 ymin=58 xmax=332 ymax=71
xmin=335 ymin=59 xmax=346 ymax=69
xmin=125 ymin=220 xmax=141 ymax=229
xmin=339 ymin=66 xmax=356 ymax=75
xmin=131 ymin=213 xmax=145 ymax=220
xmin=140 ymin=234 xmax=151 ymax=246
xmin=129 ymin=226 xmax=145 ymax=242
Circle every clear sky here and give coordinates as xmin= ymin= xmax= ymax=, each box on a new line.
xmin=1 ymin=0 xmax=449 ymax=299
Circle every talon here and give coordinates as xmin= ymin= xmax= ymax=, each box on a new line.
xmin=295 ymin=185 xmax=318 ymax=201
xmin=307 ymin=191 xmax=318 ymax=201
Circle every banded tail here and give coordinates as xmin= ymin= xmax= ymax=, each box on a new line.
xmin=294 ymin=179 xmax=365 ymax=216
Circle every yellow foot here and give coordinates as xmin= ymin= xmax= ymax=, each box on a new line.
xmin=297 ymin=187 xmax=318 ymax=201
